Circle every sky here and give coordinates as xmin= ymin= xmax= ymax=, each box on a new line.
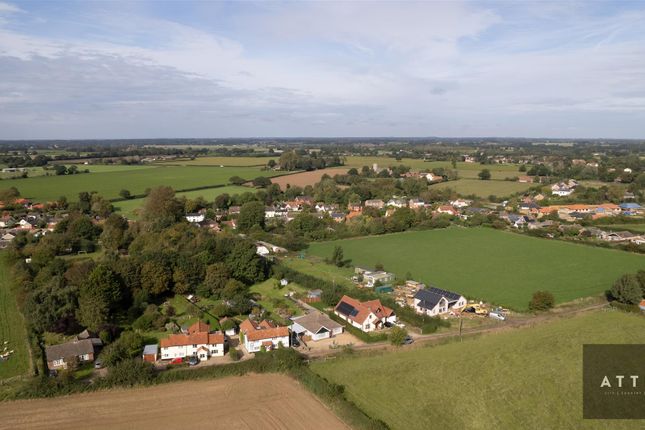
xmin=0 ymin=0 xmax=644 ymax=139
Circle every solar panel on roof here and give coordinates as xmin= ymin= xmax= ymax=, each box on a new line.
xmin=337 ymin=301 xmax=357 ymax=317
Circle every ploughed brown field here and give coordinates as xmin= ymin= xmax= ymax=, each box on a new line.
xmin=272 ymin=168 xmax=348 ymax=190
xmin=0 ymin=374 xmax=348 ymax=430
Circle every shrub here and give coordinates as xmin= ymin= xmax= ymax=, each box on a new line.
xmin=389 ymin=326 xmax=408 ymax=346
xmin=99 ymin=359 xmax=155 ymax=387
xmin=528 ymin=290 xmax=555 ymax=311
xmin=101 ymin=331 xmax=145 ymax=366
xmin=229 ymin=348 xmax=240 ymax=361
xmin=610 ymin=274 xmax=642 ymax=305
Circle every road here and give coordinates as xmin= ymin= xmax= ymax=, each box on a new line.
xmin=304 ymin=302 xmax=609 ymax=359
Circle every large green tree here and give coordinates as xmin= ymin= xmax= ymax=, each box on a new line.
xmin=237 ymin=201 xmax=265 ymax=232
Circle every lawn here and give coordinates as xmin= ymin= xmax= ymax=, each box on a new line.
xmin=250 ymin=279 xmax=307 ymax=322
xmin=312 ymin=310 xmax=645 ymax=430
xmin=0 ymin=165 xmax=279 ymax=202
xmin=280 ymin=256 xmax=355 ymax=289
xmin=306 ymin=228 xmax=645 ymax=310
xmin=0 ymin=254 xmax=30 ymax=380
xmin=114 ymin=185 xmax=253 ymax=218
xmin=431 ymin=178 xmax=532 ymax=198
xmin=600 ymin=224 xmax=645 ymax=233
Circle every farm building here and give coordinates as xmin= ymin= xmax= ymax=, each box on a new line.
xmin=414 ymin=287 xmax=467 ymax=317
xmin=160 ymin=321 xmax=225 ymax=361
xmin=45 ymin=339 xmax=96 ymax=370
xmin=334 ymin=295 xmax=396 ymax=332
xmin=239 ymin=319 xmax=290 ymax=353
xmin=290 ymin=312 xmax=344 ymax=342
xmin=640 ymin=300 xmax=645 ymax=312
xmin=142 ymin=344 xmax=158 ymax=363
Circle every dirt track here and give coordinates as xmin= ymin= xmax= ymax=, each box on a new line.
xmin=0 ymin=374 xmax=348 ymax=430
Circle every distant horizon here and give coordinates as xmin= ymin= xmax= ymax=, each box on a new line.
xmin=0 ymin=135 xmax=644 ymax=143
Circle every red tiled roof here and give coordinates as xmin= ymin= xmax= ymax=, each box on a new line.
xmin=188 ymin=321 xmax=210 ymax=334
xmin=240 ymin=318 xmax=289 ymax=342
xmin=246 ymin=326 xmax=289 ymax=342
xmin=160 ymin=332 xmax=224 ymax=348
xmin=334 ymin=295 xmax=394 ymax=324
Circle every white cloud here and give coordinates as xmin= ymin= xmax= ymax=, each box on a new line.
xmin=0 ymin=1 xmax=643 ymax=138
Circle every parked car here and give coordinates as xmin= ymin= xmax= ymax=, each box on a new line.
xmin=403 ymin=336 xmax=414 ymax=345
xmin=94 ymin=359 xmax=103 ymax=369
xmin=489 ymin=310 xmax=506 ymax=321
xmin=188 ymin=356 xmax=200 ymax=366
xmin=170 ymin=357 xmax=183 ymax=365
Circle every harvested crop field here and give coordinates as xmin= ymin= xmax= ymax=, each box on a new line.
xmin=0 ymin=374 xmax=348 ymax=430
xmin=271 ymin=168 xmax=348 ymax=190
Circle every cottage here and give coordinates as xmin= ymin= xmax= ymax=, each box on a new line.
xmin=142 ymin=344 xmax=158 ymax=363
xmin=239 ymin=319 xmax=290 ymax=353
xmin=435 ymin=205 xmax=459 ymax=216
xmin=290 ymin=312 xmax=344 ymax=342
xmin=185 ymin=213 xmax=205 ymax=223
xmin=334 ymin=295 xmax=396 ymax=332
xmin=408 ymin=198 xmax=426 ymax=210
xmin=45 ymin=339 xmax=96 ymax=370
xmin=413 ymin=287 xmax=467 ymax=317
xmin=449 ymin=199 xmax=472 ymax=208
xmin=160 ymin=321 xmax=225 ymax=361
xmin=640 ymin=300 xmax=645 ymax=312
xmin=386 ymin=198 xmax=407 ymax=208
xmin=551 ymin=182 xmax=575 ymax=197
xmin=364 ymin=199 xmax=385 ymax=209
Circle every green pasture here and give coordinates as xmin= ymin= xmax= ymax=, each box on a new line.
xmin=313 ymin=310 xmax=645 ymax=430
xmin=306 ymin=228 xmax=645 ymax=310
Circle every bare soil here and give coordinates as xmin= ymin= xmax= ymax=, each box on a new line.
xmin=271 ymin=168 xmax=349 ymax=190
xmin=0 ymin=374 xmax=348 ymax=430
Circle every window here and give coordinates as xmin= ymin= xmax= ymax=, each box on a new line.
xmin=192 ymin=344 xmax=197 ymax=348
xmin=53 ymin=359 xmax=64 ymax=366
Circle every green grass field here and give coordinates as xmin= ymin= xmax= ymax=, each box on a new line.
xmin=249 ymin=279 xmax=307 ymax=322
xmin=0 ymin=166 xmax=278 ymax=202
xmin=0 ymin=255 xmax=30 ymax=380
xmin=312 ymin=310 xmax=645 ymax=430
xmin=306 ymin=228 xmax=645 ymax=309
xmin=600 ymin=224 xmax=645 ymax=233
xmin=431 ymin=178 xmax=532 ymax=198
xmin=113 ymin=185 xmax=253 ymax=218
xmin=159 ymin=156 xmax=276 ymax=167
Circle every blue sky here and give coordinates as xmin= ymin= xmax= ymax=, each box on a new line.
xmin=0 ymin=0 xmax=644 ymax=139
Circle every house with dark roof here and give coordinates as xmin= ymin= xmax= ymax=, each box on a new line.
xmin=290 ymin=312 xmax=344 ymax=342
xmin=334 ymin=295 xmax=396 ymax=332
xmin=45 ymin=339 xmax=96 ymax=370
xmin=413 ymin=287 xmax=467 ymax=317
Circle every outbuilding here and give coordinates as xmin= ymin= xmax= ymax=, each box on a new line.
xmin=142 ymin=344 xmax=158 ymax=363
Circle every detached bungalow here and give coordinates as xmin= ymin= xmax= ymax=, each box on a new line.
xmin=414 ymin=287 xmax=467 ymax=317
xmin=290 ymin=312 xmax=344 ymax=342
xmin=334 ymin=295 xmax=396 ymax=332
xmin=45 ymin=339 xmax=96 ymax=370
xmin=239 ymin=319 xmax=290 ymax=353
